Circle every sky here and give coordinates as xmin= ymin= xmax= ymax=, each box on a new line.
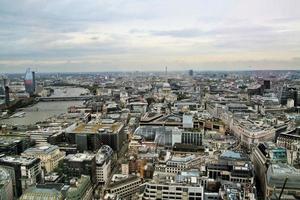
xmin=0 ymin=0 xmax=300 ymax=73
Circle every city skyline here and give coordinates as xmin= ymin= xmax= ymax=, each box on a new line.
xmin=1 ymin=0 xmax=300 ymax=73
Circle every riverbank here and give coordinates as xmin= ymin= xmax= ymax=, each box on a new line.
xmin=2 ymin=97 xmax=38 ymax=115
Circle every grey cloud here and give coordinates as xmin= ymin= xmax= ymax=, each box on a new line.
xmin=136 ymin=24 xmax=284 ymax=38
xmin=0 ymin=0 xmax=300 ymax=72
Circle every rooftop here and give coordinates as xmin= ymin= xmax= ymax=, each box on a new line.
xmin=23 ymin=144 xmax=59 ymax=154
xmin=0 ymin=136 xmax=22 ymax=146
xmin=0 ymin=167 xmax=11 ymax=186
xmin=96 ymin=145 xmax=113 ymax=164
xmin=65 ymin=153 xmax=95 ymax=162
xmin=20 ymin=187 xmax=62 ymax=200
xmin=72 ymin=122 xmax=123 ymax=134
xmin=220 ymin=151 xmax=243 ymax=160
xmin=0 ymin=155 xmax=39 ymax=165
xmin=267 ymin=163 xmax=300 ymax=189
xmin=67 ymin=175 xmax=91 ymax=193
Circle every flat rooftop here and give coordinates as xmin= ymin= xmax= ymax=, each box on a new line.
xmin=0 ymin=155 xmax=38 ymax=165
xmin=0 ymin=137 xmax=21 ymax=146
xmin=23 ymin=144 xmax=59 ymax=154
xmin=0 ymin=167 xmax=11 ymax=185
xmin=72 ymin=122 xmax=123 ymax=134
xmin=65 ymin=153 xmax=95 ymax=162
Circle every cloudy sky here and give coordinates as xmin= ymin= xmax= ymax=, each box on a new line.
xmin=0 ymin=0 xmax=300 ymax=73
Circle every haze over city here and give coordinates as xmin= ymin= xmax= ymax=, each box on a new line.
xmin=1 ymin=1 xmax=300 ymax=200
xmin=0 ymin=0 xmax=300 ymax=73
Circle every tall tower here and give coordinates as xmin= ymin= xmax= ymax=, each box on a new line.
xmin=24 ymin=68 xmax=34 ymax=96
xmin=5 ymin=86 xmax=9 ymax=106
xmin=0 ymin=77 xmax=7 ymax=95
xmin=165 ymin=66 xmax=168 ymax=77
xmin=32 ymin=71 xmax=36 ymax=93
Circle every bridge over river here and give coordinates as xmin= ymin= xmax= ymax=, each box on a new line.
xmin=37 ymin=95 xmax=96 ymax=102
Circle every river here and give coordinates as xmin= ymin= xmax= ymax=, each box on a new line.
xmin=0 ymin=87 xmax=89 ymax=126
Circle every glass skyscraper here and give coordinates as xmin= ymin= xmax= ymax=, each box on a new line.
xmin=24 ymin=68 xmax=35 ymax=95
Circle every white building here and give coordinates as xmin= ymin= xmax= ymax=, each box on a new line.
xmin=143 ymin=171 xmax=204 ymax=200
xmin=96 ymin=145 xmax=113 ymax=185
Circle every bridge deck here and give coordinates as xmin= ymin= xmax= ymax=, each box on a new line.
xmin=37 ymin=95 xmax=95 ymax=101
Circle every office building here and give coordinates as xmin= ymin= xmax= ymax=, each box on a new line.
xmin=22 ymin=144 xmax=65 ymax=173
xmin=19 ymin=187 xmax=63 ymax=200
xmin=32 ymin=71 xmax=36 ymax=93
xmin=0 ymin=155 xmax=41 ymax=197
xmin=0 ymin=135 xmax=32 ymax=155
xmin=24 ymin=68 xmax=35 ymax=95
xmin=96 ymin=145 xmax=113 ymax=184
xmin=183 ymin=114 xmax=193 ymax=128
xmin=280 ymin=85 xmax=298 ymax=106
xmin=230 ymin=118 xmax=277 ymax=149
xmin=276 ymin=127 xmax=300 ymax=149
xmin=181 ymin=131 xmax=202 ymax=146
xmin=63 ymin=175 xmax=93 ymax=200
xmin=63 ymin=153 xmax=96 ymax=184
xmin=4 ymin=86 xmax=9 ymax=106
xmin=263 ymin=80 xmax=271 ymax=90
xmin=251 ymin=142 xmax=287 ymax=198
xmin=265 ymin=163 xmax=300 ymax=199
xmin=206 ymin=160 xmax=254 ymax=185
xmin=142 ymin=171 xmax=204 ymax=200
xmin=276 ymin=127 xmax=300 ymax=165
xmin=106 ymin=175 xmax=142 ymax=199
xmin=155 ymin=154 xmax=201 ymax=174
xmin=67 ymin=121 xmax=125 ymax=152
xmin=0 ymin=167 xmax=13 ymax=200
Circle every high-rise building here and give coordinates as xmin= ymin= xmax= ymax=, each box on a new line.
xmin=280 ymin=85 xmax=298 ymax=106
xmin=0 ymin=77 xmax=7 ymax=95
xmin=24 ymin=68 xmax=35 ymax=95
xmin=4 ymin=86 xmax=9 ymax=106
xmin=251 ymin=142 xmax=287 ymax=198
xmin=96 ymin=145 xmax=113 ymax=185
xmin=0 ymin=155 xmax=42 ymax=197
xmin=67 ymin=122 xmax=125 ymax=152
xmin=32 ymin=71 xmax=36 ymax=93
xmin=189 ymin=69 xmax=194 ymax=76
xmin=263 ymin=80 xmax=271 ymax=90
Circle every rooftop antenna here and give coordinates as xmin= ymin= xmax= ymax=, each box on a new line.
xmin=165 ymin=66 xmax=168 ymax=77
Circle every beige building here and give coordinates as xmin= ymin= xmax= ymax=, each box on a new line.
xmin=22 ymin=144 xmax=65 ymax=173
